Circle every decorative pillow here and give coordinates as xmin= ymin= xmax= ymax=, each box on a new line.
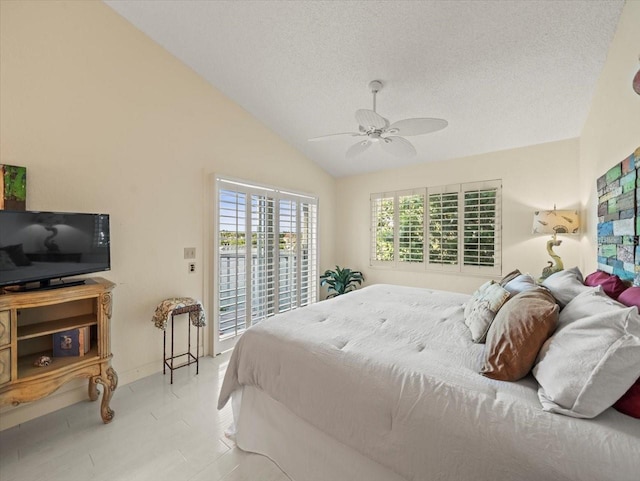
xmin=502 ymin=273 xmax=537 ymax=296
xmin=618 ymin=287 xmax=640 ymax=310
xmin=464 ymin=282 xmax=510 ymax=343
xmin=532 ymin=288 xmax=640 ymax=418
xmin=0 ymin=244 xmax=31 ymax=266
xmin=464 ymin=280 xmax=494 ymax=320
xmin=614 ymin=377 xmax=640 ymax=418
xmin=499 ymin=269 xmax=521 ymax=287
xmin=482 ymin=288 xmax=558 ymax=381
xmin=584 ymin=271 xmax=627 ymax=299
xmin=556 ymin=286 xmax=620 ymax=327
xmin=541 ymin=266 xmax=590 ymax=308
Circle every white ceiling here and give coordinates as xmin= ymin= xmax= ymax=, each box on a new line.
xmin=103 ymin=0 xmax=623 ymax=178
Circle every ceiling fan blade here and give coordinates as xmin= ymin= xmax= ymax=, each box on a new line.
xmin=380 ymin=136 xmax=416 ymax=158
xmin=308 ymin=132 xmax=364 ymax=141
xmin=346 ymin=140 xmax=372 ymax=158
xmin=355 ymin=109 xmax=389 ymax=130
xmin=388 ymin=118 xmax=448 ymax=136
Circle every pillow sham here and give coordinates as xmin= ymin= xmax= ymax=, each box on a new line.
xmin=584 ymin=271 xmax=627 ymax=299
xmin=618 ymin=286 xmax=640 ymax=310
xmin=499 ymin=269 xmax=521 ymax=287
xmin=541 ymin=266 xmax=590 ymax=308
xmin=502 ymin=273 xmax=537 ymax=296
xmin=532 ymin=288 xmax=640 ymax=418
xmin=614 ymin=377 xmax=640 ymax=418
xmin=464 ymin=282 xmax=510 ymax=343
xmin=481 ymin=288 xmax=558 ymax=381
xmin=463 ymin=280 xmax=494 ymax=320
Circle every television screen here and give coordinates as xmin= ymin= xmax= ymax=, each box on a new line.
xmin=0 ymin=210 xmax=110 ymax=289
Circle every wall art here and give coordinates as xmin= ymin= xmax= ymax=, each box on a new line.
xmin=597 ymin=147 xmax=640 ymax=284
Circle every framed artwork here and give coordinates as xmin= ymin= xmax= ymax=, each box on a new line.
xmin=0 ymin=164 xmax=27 ymax=211
xmin=596 ymin=147 xmax=640 ymax=284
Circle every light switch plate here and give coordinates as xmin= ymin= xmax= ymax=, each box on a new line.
xmin=184 ymin=247 xmax=196 ymax=259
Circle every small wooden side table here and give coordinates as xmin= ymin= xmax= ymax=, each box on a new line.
xmin=163 ymin=304 xmax=201 ymax=384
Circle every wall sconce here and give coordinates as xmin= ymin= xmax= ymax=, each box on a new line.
xmin=532 ymin=207 xmax=580 ymax=280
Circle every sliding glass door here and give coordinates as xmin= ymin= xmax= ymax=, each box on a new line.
xmin=213 ymin=177 xmax=318 ymax=354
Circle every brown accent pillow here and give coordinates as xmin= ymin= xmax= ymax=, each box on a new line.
xmin=481 ymin=287 xmax=558 ymax=381
xmin=499 ymin=269 xmax=521 ymax=287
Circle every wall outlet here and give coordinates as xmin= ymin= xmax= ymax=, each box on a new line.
xmin=184 ymin=247 xmax=196 ymax=259
xmin=188 ymin=262 xmax=196 ymax=274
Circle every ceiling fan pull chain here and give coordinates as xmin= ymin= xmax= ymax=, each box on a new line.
xmin=373 ymin=89 xmax=377 ymax=113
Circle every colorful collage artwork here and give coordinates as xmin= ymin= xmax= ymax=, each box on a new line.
xmin=597 ymin=147 xmax=640 ymax=285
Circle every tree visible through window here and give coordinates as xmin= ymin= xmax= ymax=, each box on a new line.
xmin=398 ymin=193 xmax=424 ymax=263
xmin=370 ymin=181 xmax=501 ymax=273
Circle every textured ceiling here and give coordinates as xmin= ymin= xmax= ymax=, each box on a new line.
xmin=103 ymin=0 xmax=623 ymax=178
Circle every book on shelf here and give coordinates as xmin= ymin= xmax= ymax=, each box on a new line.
xmin=52 ymin=327 xmax=90 ymax=357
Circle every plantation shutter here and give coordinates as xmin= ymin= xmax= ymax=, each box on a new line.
xmin=249 ymin=192 xmax=277 ymax=324
xmin=370 ymin=193 xmax=395 ymax=265
xmin=397 ymin=189 xmax=425 ymax=265
xmin=216 ymin=178 xmax=318 ymax=341
xmin=299 ymin=200 xmax=318 ymax=307
xmin=427 ymin=185 xmax=460 ymax=270
xmin=369 ymin=179 xmax=501 ymax=274
xmin=461 ymin=180 xmax=502 ymax=275
xmin=218 ymin=188 xmax=248 ymax=338
xmin=278 ymin=197 xmax=298 ymax=313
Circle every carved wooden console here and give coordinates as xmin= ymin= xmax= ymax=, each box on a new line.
xmin=0 ymin=278 xmax=117 ymax=423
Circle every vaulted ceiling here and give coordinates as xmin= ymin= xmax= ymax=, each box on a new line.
xmin=104 ymin=0 xmax=623 ymax=177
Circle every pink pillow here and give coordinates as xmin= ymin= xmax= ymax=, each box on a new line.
xmin=614 ymin=377 xmax=640 ymax=418
xmin=584 ymin=271 xmax=627 ymax=299
xmin=584 ymin=271 xmax=610 ymax=286
xmin=618 ymin=286 xmax=640 ymax=309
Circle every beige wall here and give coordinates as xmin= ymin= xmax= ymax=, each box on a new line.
xmin=579 ymin=0 xmax=640 ymax=274
xmin=0 ymin=0 xmax=335 ymax=428
xmin=335 ymin=139 xmax=581 ymax=294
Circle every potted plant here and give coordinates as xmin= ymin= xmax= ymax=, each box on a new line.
xmin=320 ymin=266 xmax=364 ymax=298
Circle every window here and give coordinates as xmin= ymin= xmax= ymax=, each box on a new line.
xmin=370 ymin=193 xmax=394 ymax=263
xmin=428 ymin=186 xmax=459 ymax=268
xmin=462 ymin=181 xmax=500 ymax=270
xmin=398 ymin=191 xmax=425 ymax=263
xmin=216 ymin=178 xmax=318 ymax=342
xmin=371 ymin=189 xmax=425 ymax=267
xmin=370 ymin=180 xmax=501 ymax=274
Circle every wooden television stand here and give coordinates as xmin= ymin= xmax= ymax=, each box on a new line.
xmin=0 ymin=278 xmax=117 ymax=424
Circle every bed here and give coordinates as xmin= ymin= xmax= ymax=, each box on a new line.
xmin=218 ymin=283 xmax=640 ymax=481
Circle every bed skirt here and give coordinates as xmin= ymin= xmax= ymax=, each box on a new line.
xmin=233 ymin=386 xmax=408 ymax=481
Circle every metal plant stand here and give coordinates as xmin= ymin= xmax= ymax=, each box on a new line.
xmin=163 ymin=304 xmax=201 ymax=384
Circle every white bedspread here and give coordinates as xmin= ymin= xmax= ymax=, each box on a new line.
xmin=218 ymin=284 xmax=640 ymax=481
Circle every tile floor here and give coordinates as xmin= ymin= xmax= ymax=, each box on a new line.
xmin=0 ymin=353 xmax=289 ymax=481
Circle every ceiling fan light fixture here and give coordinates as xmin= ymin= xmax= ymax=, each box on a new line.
xmin=308 ymin=80 xmax=447 ymax=159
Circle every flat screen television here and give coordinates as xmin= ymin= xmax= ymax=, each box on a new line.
xmin=0 ymin=210 xmax=110 ymax=290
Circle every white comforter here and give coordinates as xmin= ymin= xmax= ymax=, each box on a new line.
xmin=218 ymin=284 xmax=640 ymax=481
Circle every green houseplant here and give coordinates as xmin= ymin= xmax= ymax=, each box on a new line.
xmin=320 ymin=266 xmax=364 ymax=298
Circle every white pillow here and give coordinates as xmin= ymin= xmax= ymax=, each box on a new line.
xmin=464 ymin=280 xmax=494 ymax=319
xmin=533 ymin=288 xmax=640 ymax=418
xmin=503 ymin=273 xmax=537 ymax=295
xmin=464 ymin=282 xmax=510 ymax=343
xmin=541 ymin=266 xmax=590 ymax=308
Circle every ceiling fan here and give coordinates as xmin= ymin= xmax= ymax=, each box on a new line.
xmin=308 ymin=80 xmax=448 ymax=159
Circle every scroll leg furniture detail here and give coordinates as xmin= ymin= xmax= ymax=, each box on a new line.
xmin=91 ymin=367 xmax=118 ymax=423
